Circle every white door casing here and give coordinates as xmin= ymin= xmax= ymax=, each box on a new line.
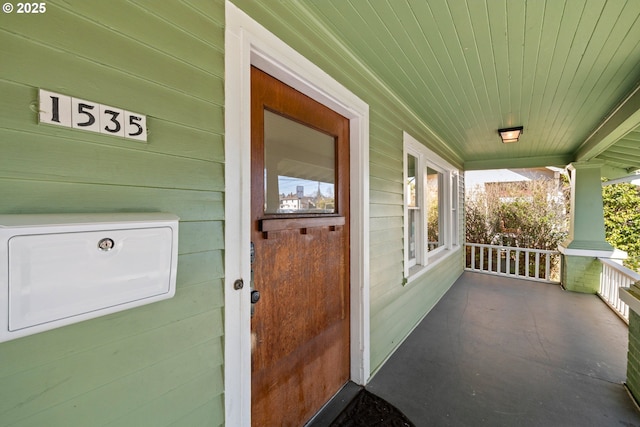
xmin=224 ymin=2 xmax=370 ymax=426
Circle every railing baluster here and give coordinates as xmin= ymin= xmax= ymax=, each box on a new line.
xmin=597 ymin=257 xmax=640 ymax=324
xmin=545 ymin=254 xmax=550 ymax=280
xmin=471 ymin=245 xmax=475 ymax=270
xmin=463 ymin=243 xmax=560 ymax=284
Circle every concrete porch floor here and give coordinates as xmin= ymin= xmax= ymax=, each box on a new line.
xmin=315 ymin=271 xmax=640 ymax=426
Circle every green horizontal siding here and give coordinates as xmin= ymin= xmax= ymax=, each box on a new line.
xmin=1 ymin=34 xmax=224 ymax=132
xmin=0 ymin=179 xmax=224 ymax=219
xmin=0 ymin=0 xmax=226 ymax=426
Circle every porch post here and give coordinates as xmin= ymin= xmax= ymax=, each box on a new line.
xmin=621 ymin=286 xmax=640 ymax=404
xmin=558 ymin=161 xmax=614 ymax=293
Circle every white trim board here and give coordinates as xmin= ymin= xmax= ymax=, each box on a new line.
xmin=224 ymin=3 xmax=370 ymax=426
xmin=621 ymin=287 xmax=640 ymax=316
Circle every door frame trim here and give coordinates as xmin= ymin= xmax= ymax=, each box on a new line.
xmin=224 ymin=3 xmax=370 ymax=426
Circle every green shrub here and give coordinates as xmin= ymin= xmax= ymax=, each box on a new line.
xmin=465 ymin=178 xmax=569 ymax=251
xmin=602 ymin=181 xmax=640 ymax=272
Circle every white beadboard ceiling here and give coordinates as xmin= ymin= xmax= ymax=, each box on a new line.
xmin=295 ymin=0 xmax=640 ymax=173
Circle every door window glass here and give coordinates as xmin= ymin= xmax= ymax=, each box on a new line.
xmin=264 ymin=110 xmax=336 ymax=214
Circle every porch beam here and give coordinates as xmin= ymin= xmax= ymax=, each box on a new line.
xmin=575 ymin=82 xmax=640 ymax=162
xmin=464 ymin=154 xmax=573 ymax=171
xmin=602 ymin=173 xmax=640 ymax=186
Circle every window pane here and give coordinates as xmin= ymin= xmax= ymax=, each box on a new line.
xmin=407 ymin=154 xmax=418 ymax=207
xmin=408 ymin=208 xmax=417 ymax=263
xmin=264 ymin=110 xmax=335 ymax=214
xmin=426 ymin=167 xmax=443 ymax=252
xmin=451 ymin=174 xmax=458 ymax=246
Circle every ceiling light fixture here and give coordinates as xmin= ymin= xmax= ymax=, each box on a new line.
xmin=498 ymin=126 xmax=523 ymax=144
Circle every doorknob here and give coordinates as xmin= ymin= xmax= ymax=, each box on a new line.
xmin=251 ymin=290 xmax=261 ymax=304
xmin=251 ymin=289 xmax=260 ymax=317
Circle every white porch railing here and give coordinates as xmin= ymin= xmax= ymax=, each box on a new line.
xmin=598 ymin=258 xmax=640 ymax=324
xmin=465 ymin=243 xmax=561 ymax=284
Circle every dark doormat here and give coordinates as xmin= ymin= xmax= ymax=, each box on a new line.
xmin=329 ymin=389 xmax=415 ymax=427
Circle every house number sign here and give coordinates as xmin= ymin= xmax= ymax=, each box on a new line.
xmin=38 ymin=89 xmax=147 ymax=142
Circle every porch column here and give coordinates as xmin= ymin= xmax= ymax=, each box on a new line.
xmin=621 ymin=286 xmax=640 ymax=405
xmin=558 ymin=161 xmax=614 ymax=293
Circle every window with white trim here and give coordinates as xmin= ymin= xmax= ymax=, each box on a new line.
xmin=403 ymin=132 xmax=460 ymax=281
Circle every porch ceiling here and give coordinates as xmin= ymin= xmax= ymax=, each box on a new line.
xmin=595 ymin=125 xmax=640 ymax=172
xmin=297 ymin=0 xmax=640 ymax=173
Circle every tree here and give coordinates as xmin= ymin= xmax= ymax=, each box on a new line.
xmin=465 ymin=178 xmax=569 ymax=250
xmin=465 ymin=193 xmax=492 ymax=244
xmin=465 ymin=177 xmax=569 ymax=280
xmin=602 ymin=181 xmax=640 ymax=272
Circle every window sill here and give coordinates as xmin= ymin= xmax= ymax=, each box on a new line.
xmin=405 ymin=247 xmax=456 ymax=285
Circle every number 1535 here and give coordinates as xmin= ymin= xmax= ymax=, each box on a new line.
xmin=39 ymin=89 xmax=147 ymax=142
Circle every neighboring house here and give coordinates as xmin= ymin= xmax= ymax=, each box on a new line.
xmin=1 ymin=1 xmax=640 ymax=426
xmin=279 ymin=194 xmax=321 ymax=212
xmin=279 ymin=194 xmax=302 ymax=211
xmin=466 ymin=168 xmax=563 ymax=198
xmin=485 ymin=170 xmax=564 ymax=203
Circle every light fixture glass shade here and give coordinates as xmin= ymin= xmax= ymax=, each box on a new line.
xmin=498 ymin=126 xmax=523 ymax=143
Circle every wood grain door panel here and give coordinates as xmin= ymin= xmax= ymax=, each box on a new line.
xmin=251 ymin=67 xmax=350 ymax=426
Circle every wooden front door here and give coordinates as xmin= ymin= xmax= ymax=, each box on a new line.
xmin=251 ymin=67 xmax=350 ymax=426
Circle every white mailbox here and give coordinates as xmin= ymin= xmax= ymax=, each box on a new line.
xmin=0 ymin=213 xmax=179 ymax=342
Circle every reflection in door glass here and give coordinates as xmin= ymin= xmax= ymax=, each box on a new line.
xmin=264 ymin=110 xmax=336 ymax=214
